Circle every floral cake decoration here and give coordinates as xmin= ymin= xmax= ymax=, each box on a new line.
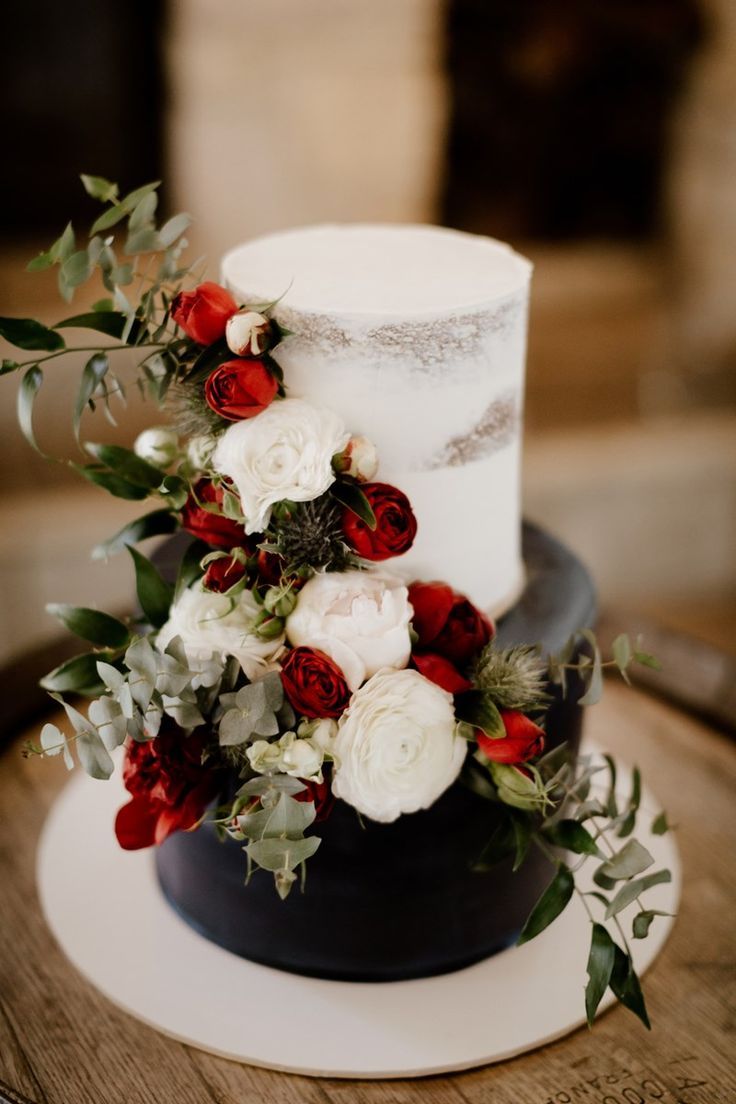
xmin=0 ymin=176 xmax=670 ymax=1028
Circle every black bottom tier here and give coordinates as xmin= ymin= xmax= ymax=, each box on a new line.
xmin=154 ymin=523 xmax=596 ymax=981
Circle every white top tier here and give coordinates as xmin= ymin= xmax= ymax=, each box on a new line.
xmin=222 ymin=224 xmax=532 ymax=616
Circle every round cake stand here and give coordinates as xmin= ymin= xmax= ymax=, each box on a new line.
xmin=36 ymin=748 xmax=680 ymax=1080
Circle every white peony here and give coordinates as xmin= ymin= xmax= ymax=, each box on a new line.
xmin=285 ymin=569 xmax=413 ymax=691
xmin=212 ymin=397 xmax=349 ymax=534
xmin=332 ymin=668 xmax=466 ymax=823
xmin=157 ymin=584 xmax=284 ymax=681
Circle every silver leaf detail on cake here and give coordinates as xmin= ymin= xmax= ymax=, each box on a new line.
xmin=427 ymin=392 xmax=519 ymax=470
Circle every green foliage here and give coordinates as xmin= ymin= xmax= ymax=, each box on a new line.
xmin=127 ymin=547 xmax=173 ymax=628
xmin=40 ymin=652 xmax=113 ymax=696
xmin=17 ymin=366 xmax=44 ymax=452
xmin=454 ymin=689 xmax=505 ymax=739
xmin=518 ymin=864 xmax=574 ymax=944
xmin=219 ymin=673 xmax=289 ymax=747
xmin=330 ymin=479 xmax=377 ymax=530
xmin=46 ymin=603 xmax=130 ymax=649
xmin=0 ymin=317 xmax=65 ymax=351
xmin=597 ymin=839 xmax=654 ymax=881
xmin=543 ymin=818 xmax=603 ymax=858
xmin=585 ymin=923 xmax=616 ymax=1026
xmin=610 ymin=944 xmax=651 ymax=1029
xmin=92 ymin=509 xmax=179 ymax=560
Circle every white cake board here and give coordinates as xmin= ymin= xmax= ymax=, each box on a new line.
xmin=37 ymin=746 xmax=680 ymax=1079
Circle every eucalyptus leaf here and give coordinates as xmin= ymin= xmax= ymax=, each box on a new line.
xmin=247 ymin=835 xmax=320 ymax=873
xmin=17 ymin=366 xmax=44 ymax=452
xmin=85 ymin=443 xmax=164 ymax=490
xmin=651 ymin=810 xmax=671 ymax=835
xmin=578 ymin=631 xmax=603 ymax=706
xmin=617 ymin=766 xmax=642 ymax=838
xmin=544 ymin=818 xmax=603 ymax=858
xmin=46 ymin=603 xmax=130 ymax=649
xmin=159 ymin=212 xmax=192 ymax=247
xmin=633 ymin=650 xmax=662 ymax=671
xmin=517 ymin=864 xmax=574 ymax=944
xmin=92 ymin=509 xmax=179 ymax=559
xmin=73 ymin=353 xmax=109 ymax=443
xmin=76 ymin=731 xmax=115 ymax=780
xmin=73 ymin=463 xmax=150 ymax=500
xmin=55 ymin=311 xmax=141 ymax=341
xmin=1 ymin=359 xmax=19 ymax=376
xmin=88 ymin=697 xmax=127 ymax=751
xmin=61 ymin=250 xmax=91 ymax=289
xmin=128 ymin=191 xmax=158 ymax=232
xmin=604 ymin=868 xmax=672 ymax=919
xmin=610 ymin=945 xmax=651 ymax=1029
xmin=174 ymin=539 xmax=209 ymax=599
xmin=585 ymin=923 xmax=616 ymax=1026
xmin=632 ymin=909 xmax=670 ymax=939
xmin=598 ymin=839 xmax=654 ymax=881
xmin=80 ymin=174 xmax=119 ymax=202
xmin=0 ymin=317 xmax=64 ymax=351
xmin=90 ymin=205 xmax=128 ymax=235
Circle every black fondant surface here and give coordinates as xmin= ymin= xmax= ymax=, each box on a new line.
xmin=153 ymin=525 xmax=596 ymax=981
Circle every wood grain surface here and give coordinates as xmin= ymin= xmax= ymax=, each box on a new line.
xmin=1 ymin=681 xmax=734 ymax=1104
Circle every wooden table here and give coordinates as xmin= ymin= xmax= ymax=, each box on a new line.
xmin=1 ymin=681 xmax=734 ymax=1104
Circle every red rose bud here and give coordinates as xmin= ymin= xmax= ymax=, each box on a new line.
xmin=225 ymin=310 xmax=272 ymax=356
xmin=171 ymin=281 xmax=238 ymax=345
xmin=180 ymin=479 xmax=247 ymax=549
xmin=342 ymin=482 xmax=417 ymax=561
xmin=204 ymin=358 xmax=278 ymax=422
xmin=281 ymin=647 xmax=351 ymax=719
xmin=202 ymin=554 xmax=247 ymax=593
xmin=256 ymin=549 xmax=285 ymax=587
xmin=408 ymin=580 xmax=494 ymax=668
xmin=412 ymin=652 xmax=472 ymax=694
xmin=114 ymin=728 xmax=218 ymax=850
xmin=476 ymin=710 xmax=545 ymax=765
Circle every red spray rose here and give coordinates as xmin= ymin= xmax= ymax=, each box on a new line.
xmin=202 ymin=554 xmax=247 ymax=593
xmin=115 ymin=728 xmax=218 ymax=850
xmin=171 ymin=281 xmax=238 ymax=345
xmin=295 ymin=775 xmax=335 ymax=822
xmin=412 ymin=652 xmax=472 ymax=694
xmin=342 ymin=482 xmax=417 ymax=561
xmin=476 ymin=710 xmax=545 ymax=765
xmin=281 ymin=647 xmax=351 ymax=719
xmin=180 ymin=479 xmax=247 ymax=550
xmin=409 ymin=581 xmax=494 ymax=668
xmin=204 ymin=358 xmax=278 ymax=421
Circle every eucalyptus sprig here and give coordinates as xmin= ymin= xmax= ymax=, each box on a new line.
xmin=549 ymin=630 xmax=661 ymax=704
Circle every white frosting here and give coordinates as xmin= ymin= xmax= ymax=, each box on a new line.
xmin=222 ymin=224 xmax=532 ymax=615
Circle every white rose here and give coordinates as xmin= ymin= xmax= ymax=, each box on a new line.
xmin=226 ymin=310 xmax=271 ymax=356
xmin=186 ymin=434 xmax=217 ymax=472
xmin=134 ymin=426 xmax=179 ymax=468
xmin=285 ymin=568 xmax=412 ymax=691
xmin=157 ymin=584 xmax=284 ymax=681
xmin=298 ymin=716 xmax=339 ymax=751
xmin=213 ymin=398 xmax=349 ymax=534
xmin=332 ymin=668 xmax=466 ymax=823
xmin=333 ymin=435 xmax=379 ymax=482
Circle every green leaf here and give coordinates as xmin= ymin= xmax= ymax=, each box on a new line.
xmin=60 ymin=250 xmax=91 ymax=289
xmin=92 ymin=298 xmax=115 ymax=312
xmin=17 ymin=366 xmax=44 ymax=452
xmin=605 ymin=868 xmax=672 ymax=919
xmin=0 ymin=316 xmax=65 ymax=351
xmin=651 ymin=810 xmax=671 ymax=835
xmin=598 ymin=839 xmax=654 ymax=881
xmin=612 ymin=633 xmax=632 ymax=672
xmin=175 ymin=539 xmax=209 ymax=599
xmin=544 ymin=819 xmax=603 ymax=858
xmin=159 ymin=212 xmax=192 ymax=247
xmin=330 ymin=479 xmax=377 ymax=530
xmin=593 ymin=867 xmax=618 ymax=891
xmin=55 ymin=311 xmax=138 ymax=340
xmin=125 ymin=229 xmax=163 ymax=255
xmin=610 ymin=945 xmax=651 ymax=1029
xmin=578 ymin=631 xmax=603 ymax=706
xmin=471 ymin=818 xmax=516 ymax=871
xmin=127 ymin=546 xmax=173 ymax=628
xmin=80 ymin=174 xmax=119 ymax=202
xmin=602 ymin=753 xmax=618 ymax=817
xmin=454 ymin=689 xmax=505 ymax=739
xmin=632 ymin=909 xmax=670 ymax=939
xmin=617 ymin=766 xmax=641 ymax=838
xmin=73 ymin=464 xmax=150 ymax=500
xmin=128 ymin=191 xmax=158 ymax=232
xmin=584 ymin=923 xmax=616 ymax=1026
xmin=634 ymin=650 xmax=662 ymax=671
xmin=184 ymin=335 xmax=230 ymax=380
xmin=76 ymin=731 xmax=115 ymax=780
xmin=92 ymin=509 xmax=179 ymax=559
xmin=159 ymin=474 xmax=189 ymax=510
xmin=246 ymin=835 xmax=320 ymax=873
xmin=511 ymin=812 xmax=533 ymax=871
xmin=120 ymin=180 xmax=161 ymax=211
xmin=46 ymin=603 xmax=130 ymax=649
xmin=85 ymin=443 xmax=165 ymax=489
xmin=27 ymin=223 xmax=75 ymax=271
xmin=517 ymin=864 xmax=574 ymax=944
xmin=1 ymin=359 xmax=19 ymax=376
xmin=73 ymin=353 xmax=109 ymax=443
xmin=90 ymin=205 xmax=128 ymax=235
xmin=40 ymin=652 xmax=112 ymax=695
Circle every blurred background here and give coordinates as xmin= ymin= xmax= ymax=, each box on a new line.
xmin=1 ymin=0 xmax=734 ymax=672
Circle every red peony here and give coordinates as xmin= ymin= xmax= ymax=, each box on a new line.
xmin=342 ymin=482 xmax=417 ymax=561
xmin=171 ymin=281 xmax=238 ymax=346
xmin=281 ymin=647 xmax=351 ymax=719
xmin=204 ymin=358 xmax=278 ymax=421
xmin=180 ymin=479 xmax=248 ymax=550
xmin=412 ymin=652 xmax=472 ymax=694
xmin=202 ymin=554 xmax=247 ymax=593
xmin=408 ymin=580 xmax=494 ymax=668
xmin=115 ymin=728 xmax=218 ymax=850
xmin=295 ymin=775 xmax=335 ymax=822
xmin=476 ymin=710 xmax=545 ymax=765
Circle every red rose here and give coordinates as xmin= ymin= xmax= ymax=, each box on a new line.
xmin=476 ymin=710 xmax=545 ymax=765
xmin=202 ymin=554 xmax=247 ymax=593
xmin=409 ymin=580 xmax=494 ymax=668
xmin=413 ymin=652 xmax=472 ymax=694
xmin=171 ymin=281 xmax=238 ymax=345
xmin=115 ymin=728 xmax=218 ymax=850
xmin=281 ymin=647 xmax=351 ymax=719
xmin=295 ymin=776 xmax=335 ymax=822
xmin=204 ymin=359 xmax=278 ymax=422
xmin=255 ymin=548 xmax=285 ymax=587
xmin=180 ymin=479 xmax=247 ymax=550
xmin=342 ymin=482 xmax=417 ymax=561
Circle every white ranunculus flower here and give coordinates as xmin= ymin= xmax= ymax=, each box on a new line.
xmin=213 ymin=397 xmax=349 ymax=534
xmin=285 ymin=569 xmax=413 ymax=691
xmin=186 ymin=434 xmax=217 ymax=473
xmin=225 ymin=310 xmax=271 ymax=356
xmin=156 ymin=584 xmax=284 ymax=681
xmin=134 ymin=426 xmax=179 ymax=468
xmin=332 ymin=668 xmax=466 ymax=823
